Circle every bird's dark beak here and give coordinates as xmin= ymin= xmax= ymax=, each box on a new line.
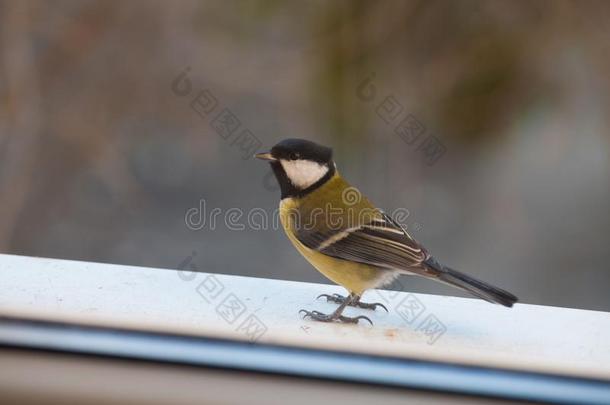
xmin=254 ymin=152 xmax=276 ymax=161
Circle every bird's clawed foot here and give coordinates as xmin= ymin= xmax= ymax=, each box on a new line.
xmin=316 ymin=293 xmax=388 ymax=312
xmin=299 ymin=309 xmax=373 ymax=325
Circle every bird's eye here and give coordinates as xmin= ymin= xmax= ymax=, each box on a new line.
xmin=289 ymin=153 xmax=298 ymax=160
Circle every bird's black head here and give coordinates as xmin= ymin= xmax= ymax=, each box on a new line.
xmin=269 ymin=138 xmax=333 ymax=164
xmin=255 ymin=138 xmax=335 ymax=199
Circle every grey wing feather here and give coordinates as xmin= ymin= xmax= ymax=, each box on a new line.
xmin=296 ymin=213 xmax=436 ymax=276
xmin=297 ymin=212 xmax=518 ymax=307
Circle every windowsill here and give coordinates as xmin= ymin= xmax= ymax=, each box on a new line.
xmin=1 ymin=253 xmax=609 ymax=383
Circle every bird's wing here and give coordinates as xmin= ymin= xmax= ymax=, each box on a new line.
xmin=296 ymin=212 xmax=437 ymax=276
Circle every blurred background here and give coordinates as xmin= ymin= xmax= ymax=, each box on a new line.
xmin=1 ymin=0 xmax=609 ymax=311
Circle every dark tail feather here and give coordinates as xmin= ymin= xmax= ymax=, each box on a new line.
xmin=425 ymin=258 xmax=518 ymax=307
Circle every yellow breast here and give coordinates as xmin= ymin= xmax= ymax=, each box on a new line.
xmin=279 ymin=196 xmax=384 ymax=296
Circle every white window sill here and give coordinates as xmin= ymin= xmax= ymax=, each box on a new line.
xmin=1 ymin=253 xmax=609 ymax=397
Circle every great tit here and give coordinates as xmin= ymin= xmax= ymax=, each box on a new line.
xmin=256 ymin=138 xmax=517 ymax=324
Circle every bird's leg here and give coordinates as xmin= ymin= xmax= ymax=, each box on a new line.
xmin=300 ymin=293 xmax=373 ymax=325
xmin=316 ymin=293 xmax=388 ymax=312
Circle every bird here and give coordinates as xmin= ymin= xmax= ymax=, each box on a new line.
xmin=255 ymin=138 xmax=518 ymax=324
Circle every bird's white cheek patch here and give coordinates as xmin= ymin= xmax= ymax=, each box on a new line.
xmin=280 ymin=159 xmax=329 ymax=189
